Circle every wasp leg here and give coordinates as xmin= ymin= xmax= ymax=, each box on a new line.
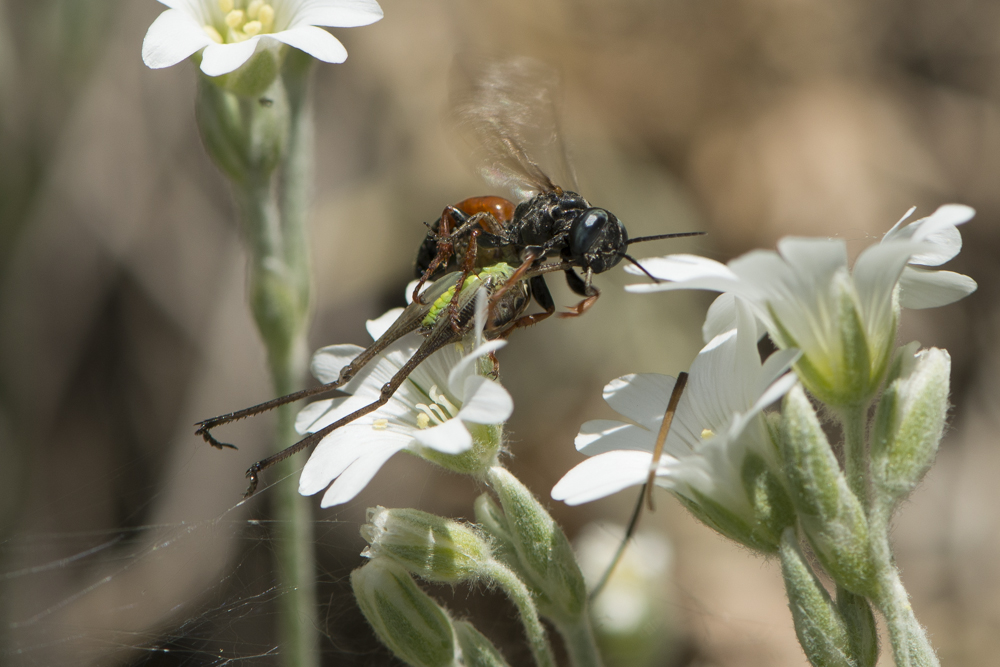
xmin=558 ymin=268 xmax=600 ymax=318
xmin=197 ymin=309 xmax=423 ymax=449
xmin=499 ymin=275 xmax=556 ymax=336
xmin=242 ymin=314 xmax=465 ymax=497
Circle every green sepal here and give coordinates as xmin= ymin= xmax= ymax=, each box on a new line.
xmin=455 ymin=621 xmax=512 ymax=667
xmin=741 ymin=451 xmax=797 ymax=549
xmin=351 ymin=560 xmax=459 ymax=667
xmin=195 ymin=70 xmax=289 ymax=183
xmin=871 ymin=344 xmax=950 ymax=509
xmin=780 ymin=386 xmax=875 ymax=596
xmin=193 ymin=46 xmax=283 ymax=98
xmin=836 ymin=586 xmax=879 ymax=667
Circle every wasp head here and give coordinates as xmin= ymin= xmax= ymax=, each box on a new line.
xmin=566 ymin=207 xmax=627 ymax=273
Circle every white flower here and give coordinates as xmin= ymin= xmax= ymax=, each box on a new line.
xmin=142 ymin=0 xmax=383 ymax=77
xmin=552 ymin=300 xmax=798 ymax=538
xmin=296 ymin=308 xmax=512 ymax=508
xmin=627 ymin=205 xmax=976 ymax=406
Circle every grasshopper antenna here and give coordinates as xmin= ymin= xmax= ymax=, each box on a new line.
xmin=589 ymin=372 xmax=689 ymax=601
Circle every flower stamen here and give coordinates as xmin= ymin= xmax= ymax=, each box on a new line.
xmin=203 ymin=25 xmax=224 ymax=43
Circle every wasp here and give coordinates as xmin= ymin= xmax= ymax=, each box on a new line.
xmin=196 ymin=58 xmax=703 ymax=497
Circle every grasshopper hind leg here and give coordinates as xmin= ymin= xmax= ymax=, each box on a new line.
xmin=241 ymin=315 xmax=467 ymax=498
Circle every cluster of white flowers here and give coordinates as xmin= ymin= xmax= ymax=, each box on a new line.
xmin=553 ymin=205 xmax=975 ymax=524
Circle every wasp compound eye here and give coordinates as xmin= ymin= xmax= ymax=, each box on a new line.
xmin=569 ymin=208 xmax=626 ymax=273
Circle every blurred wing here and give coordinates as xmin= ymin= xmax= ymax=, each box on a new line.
xmin=450 ymin=56 xmax=577 ymax=200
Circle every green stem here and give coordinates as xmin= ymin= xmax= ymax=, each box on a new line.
xmin=235 ymin=176 xmax=317 ymax=667
xmin=839 ymin=406 xmax=870 ymax=513
xmin=869 ymin=503 xmax=939 ymax=667
xmin=553 ymin=616 xmax=603 ymax=667
xmin=481 ymin=561 xmax=556 ymax=667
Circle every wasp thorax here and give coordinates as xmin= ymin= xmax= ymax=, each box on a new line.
xmin=568 ymin=207 xmax=626 ymax=273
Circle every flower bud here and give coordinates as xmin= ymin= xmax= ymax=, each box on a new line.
xmin=871 ymin=344 xmax=950 ymax=508
xmin=361 ymin=507 xmax=492 ymax=585
xmin=454 ymin=621 xmax=512 ymax=667
xmin=779 ymin=529 xmax=876 ymax=667
xmin=351 ymin=560 xmax=459 ymax=667
xmin=780 ymin=386 xmax=875 ymax=596
xmin=487 ymin=467 xmax=587 ymax=623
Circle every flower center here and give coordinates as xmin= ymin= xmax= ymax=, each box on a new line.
xmin=413 ymin=385 xmax=459 ymax=429
xmin=204 ymin=0 xmax=275 ymax=44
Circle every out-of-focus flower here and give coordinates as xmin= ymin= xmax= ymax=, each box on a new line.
xmin=628 ymin=205 xmax=976 ymax=406
xmin=296 ymin=308 xmax=512 ymax=507
xmin=142 ymin=0 xmax=383 ymax=77
xmin=574 ymin=523 xmax=676 ymax=667
xmin=552 ymin=300 xmax=798 ymax=552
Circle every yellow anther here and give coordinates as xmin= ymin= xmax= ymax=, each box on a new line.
xmin=258 ymin=4 xmax=275 ymax=30
xmin=218 ymin=0 xmax=234 ymax=13
xmin=203 ymin=25 xmax=224 ymax=43
xmin=225 ymin=9 xmax=245 ymax=28
xmin=372 ymin=419 xmax=389 ymax=431
xmin=701 ymin=428 xmax=714 ymax=439
xmin=247 ymin=0 xmax=264 ymax=19
xmin=416 ymin=413 xmax=430 ymax=429
xmin=242 ymin=20 xmax=262 ymax=36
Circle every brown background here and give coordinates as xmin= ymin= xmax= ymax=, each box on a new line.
xmin=1 ymin=0 xmax=997 ymax=665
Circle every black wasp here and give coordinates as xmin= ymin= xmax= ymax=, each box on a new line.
xmin=196 ymin=58 xmax=703 ymax=497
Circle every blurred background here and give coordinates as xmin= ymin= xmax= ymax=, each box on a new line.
xmin=1 ymin=0 xmax=997 ymax=665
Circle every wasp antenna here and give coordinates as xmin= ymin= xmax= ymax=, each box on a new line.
xmin=626 ymin=231 xmax=705 ymax=245
xmin=621 ymin=253 xmax=662 ymax=283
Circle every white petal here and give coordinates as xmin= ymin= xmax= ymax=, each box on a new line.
xmin=853 ymin=241 xmax=914 ymax=324
xmin=319 ymin=441 xmax=405 ymax=507
xmin=602 ymin=374 xmax=676 ymax=430
xmin=775 ymin=237 xmax=847 ymax=280
xmin=200 ymin=38 xmax=260 ymax=76
xmin=575 ymin=420 xmax=655 ymax=455
xmin=366 ymin=308 xmax=404 ymax=340
xmin=295 ymin=397 xmax=337 ymax=433
xmin=703 ymin=293 xmax=738 ymax=343
xmin=292 ymin=0 xmax=385 ymax=27
xmin=625 ymin=255 xmax=743 ymax=294
xmin=457 ymin=376 xmax=513 ymax=424
xmin=299 ymin=425 xmax=408 ymax=496
xmin=142 ymin=9 xmax=213 ymax=69
xmin=269 ymin=26 xmax=347 ymax=64
xmin=413 ymin=418 xmax=472 ymax=454
xmin=899 ymin=267 xmax=977 ymax=309
xmin=749 ymin=372 xmax=798 ymax=416
xmin=908 ymin=224 xmax=962 ymax=266
xmin=551 ymin=451 xmax=651 ymax=505
xmin=311 ymin=344 xmax=365 ymax=383
xmin=447 ymin=340 xmax=506 ymax=397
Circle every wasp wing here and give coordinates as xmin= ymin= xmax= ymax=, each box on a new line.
xmin=450 ymin=56 xmax=578 ymax=201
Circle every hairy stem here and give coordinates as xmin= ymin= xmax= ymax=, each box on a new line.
xmin=481 ymin=561 xmax=556 ymax=667
xmin=235 ymin=174 xmax=317 ymax=667
xmin=869 ymin=503 xmax=939 ymax=667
